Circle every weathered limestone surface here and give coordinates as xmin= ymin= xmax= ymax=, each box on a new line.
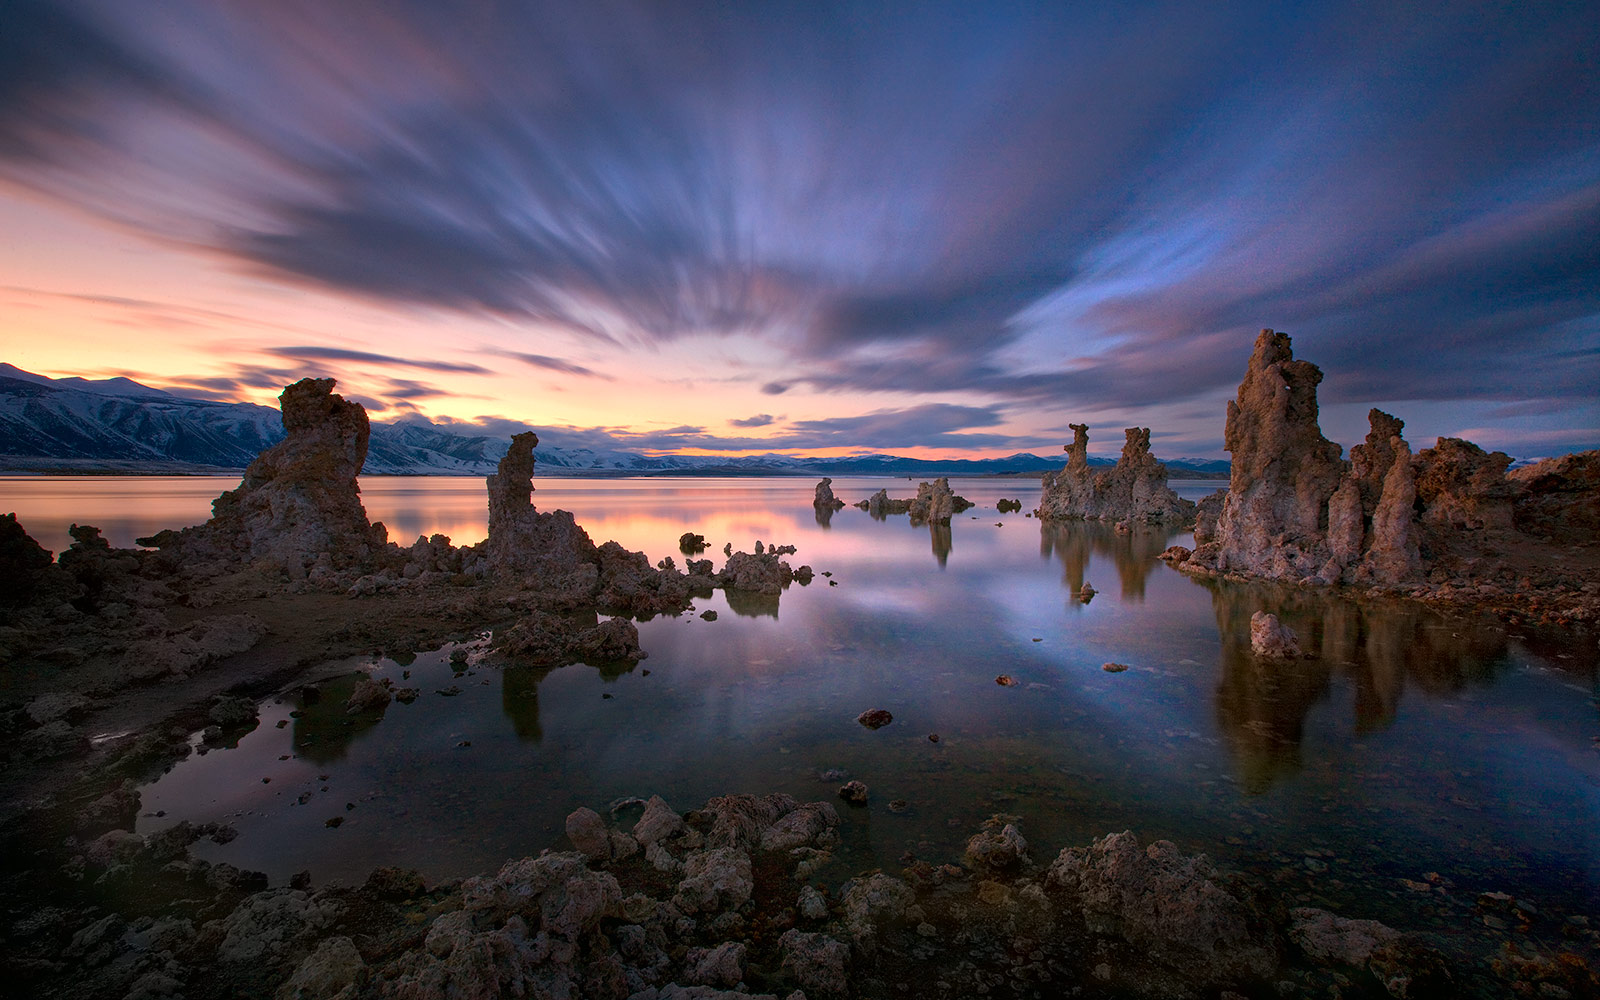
xmin=140 ymin=379 xmax=390 ymax=579
xmin=1037 ymin=426 xmax=1195 ymax=523
xmin=1186 ymin=332 xmax=1423 ymax=585
xmin=1184 ymin=329 xmax=1600 ymax=616
xmin=854 ymin=488 xmax=912 ymax=518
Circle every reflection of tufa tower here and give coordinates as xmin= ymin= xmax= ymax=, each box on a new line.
xmin=1208 ymin=582 xmax=1508 ymax=793
xmin=1038 ymin=519 xmax=1181 ymax=602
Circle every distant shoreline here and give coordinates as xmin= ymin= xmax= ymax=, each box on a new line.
xmin=0 ymin=456 xmax=1231 ymax=480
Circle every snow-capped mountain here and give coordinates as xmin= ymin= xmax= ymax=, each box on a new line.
xmin=0 ymin=366 xmax=1227 ymax=477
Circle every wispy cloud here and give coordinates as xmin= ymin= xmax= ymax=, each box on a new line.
xmin=262 ymin=346 xmax=489 ymax=374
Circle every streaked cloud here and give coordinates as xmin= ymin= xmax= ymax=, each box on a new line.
xmin=1 ymin=0 xmax=1596 ymax=457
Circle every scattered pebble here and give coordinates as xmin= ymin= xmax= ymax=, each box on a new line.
xmin=857 ymin=708 xmax=893 ymax=729
xmin=1102 ymin=662 xmax=1130 ymax=673
xmin=994 ymin=675 xmax=1017 ymax=686
xmin=324 ymin=816 xmax=344 ymax=828
xmin=838 ymin=780 xmax=868 ymax=805
xmin=700 ymin=610 xmax=718 ymax=621
xmin=928 ymin=733 xmax=941 ymax=743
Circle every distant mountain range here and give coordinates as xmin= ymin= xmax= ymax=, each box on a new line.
xmin=0 ymin=365 xmax=1232 ymax=478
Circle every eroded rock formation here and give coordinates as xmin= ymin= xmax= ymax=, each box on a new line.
xmin=908 ymin=477 xmax=974 ymax=525
xmin=812 ymin=478 xmax=845 ymax=509
xmin=1186 ymin=332 xmax=1424 ymax=586
xmin=140 ymin=379 xmax=391 ymax=581
xmin=853 ymin=480 xmax=973 ymax=523
xmin=486 ymin=431 xmax=600 ymax=579
xmin=1037 ymin=426 xmax=1195 ymax=523
xmin=1178 ymin=330 xmax=1600 ymax=621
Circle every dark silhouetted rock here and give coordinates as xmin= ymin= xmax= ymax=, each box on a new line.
xmin=813 ymin=478 xmax=845 ymax=509
xmin=139 ymin=379 xmax=389 ymax=580
xmin=486 ymin=431 xmax=600 ymax=579
xmin=856 ymin=708 xmax=892 ymax=729
xmin=0 ymin=512 xmax=56 ymax=606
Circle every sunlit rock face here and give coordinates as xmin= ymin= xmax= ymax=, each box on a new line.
xmin=140 ymin=378 xmax=390 ymax=580
xmin=484 ymin=431 xmax=599 ymax=578
xmin=1037 ymin=425 xmax=1195 ymax=523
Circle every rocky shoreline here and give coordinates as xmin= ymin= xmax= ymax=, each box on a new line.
xmin=4 ymin=369 xmax=1599 ymax=998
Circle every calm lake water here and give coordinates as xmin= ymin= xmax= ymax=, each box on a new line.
xmin=4 ymin=475 xmax=1598 ymax=925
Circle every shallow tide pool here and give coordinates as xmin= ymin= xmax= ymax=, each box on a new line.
xmin=14 ymin=475 xmax=1590 ymax=923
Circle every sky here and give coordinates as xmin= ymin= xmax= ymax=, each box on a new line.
xmin=1 ymin=0 xmax=1597 ymax=461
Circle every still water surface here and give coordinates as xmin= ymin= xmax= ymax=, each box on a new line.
xmin=4 ymin=475 xmax=1597 ymax=923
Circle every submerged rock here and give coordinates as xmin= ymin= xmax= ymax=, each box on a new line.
xmin=856 ymin=708 xmax=892 ymax=729
xmin=1249 ymin=611 xmax=1301 ymax=658
xmin=1048 ymin=830 xmax=1277 ymax=981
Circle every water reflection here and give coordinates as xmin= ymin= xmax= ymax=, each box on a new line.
xmin=291 ymin=673 xmax=388 ymax=765
xmin=1210 ymin=583 xmax=1510 ymax=792
xmin=814 ymin=506 xmax=836 ymax=529
xmin=502 ymin=666 xmax=549 ymax=743
xmin=1038 ymin=520 xmax=1179 ymax=600
xmin=930 ymin=522 xmax=951 ymax=566
xmin=725 ymin=588 xmax=780 ymax=618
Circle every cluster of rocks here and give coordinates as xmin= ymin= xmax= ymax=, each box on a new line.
xmin=15 ymin=782 xmax=1553 ymax=1000
xmin=849 ymin=479 xmax=973 ymax=524
xmin=1176 ymin=330 xmax=1600 ymax=623
xmin=1036 ymin=425 xmax=1196 ymax=524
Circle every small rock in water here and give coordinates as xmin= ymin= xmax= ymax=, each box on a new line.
xmin=1102 ymin=662 xmax=1130 ymax=673
xmin=928 ymin=733 xmax=941 ymax=743
xmin=602 ymin=693 xmax=614 ymax=700
xmin=1249 ymin=611 xmax=1302 ymax=658
xmin=888 ymin=799 xmax=910 ymax=814
xmin=435 ymin=686 xmax=462 ymax=697
xmin=700 ymin=610 xmax=718 ymax=621
xmin=324 ymin=816 xmax=343 ymax=828
xmin=838 ymin=780 xmax=869 ymax=805
xmin=857 ymin=708 xmax=893 ymax=729
xmin=1077 ymin=583 xmax=1097 ymax=602
xmin=994 ymin=675 xmax=1017 ymax=686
